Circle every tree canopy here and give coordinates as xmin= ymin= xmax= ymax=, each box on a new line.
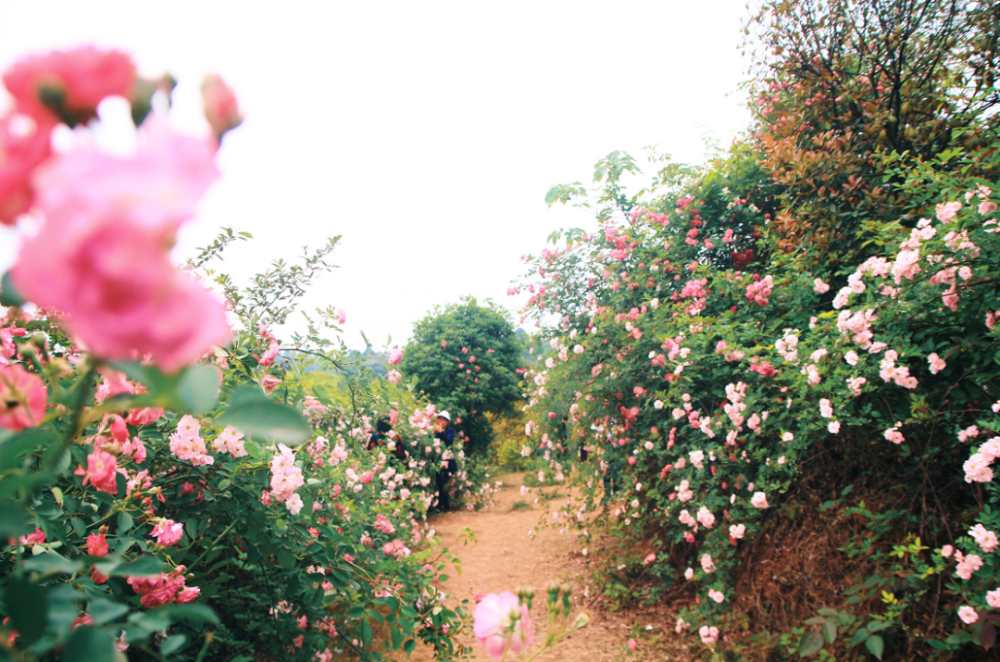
xmin=399 ymin=297 xmax=523 ymax=452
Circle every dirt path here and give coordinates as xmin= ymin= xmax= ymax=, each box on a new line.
xmin=402 ymin=473 xmax=672 ymax=662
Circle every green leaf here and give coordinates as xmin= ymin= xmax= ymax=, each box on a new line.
xmin=865 ymin=634 xmax=884 ymax=660
xmin=61 ymin=626 xmax=117 ymax=662
xmin=23 ymin=551 xmax=83 ymax=575
xmin=160 ymin=603 xmax=219 ymax=625
xmin=176 ymin=365 xmax=221 ymax=415
xmin=404 ymin=638 xmax=416 ymax=654
xmin=112 ymin=556 xmax=167 ymax=578
xmin=821 ymin=621 xmax=838 ymax=644
xmin=7 ymin=577 xmax=47 ymax=645
xmin=216 ymin=386 xmax=311 ymax=445
xmin=0 ymin=502 xmax=31 ymax=538
xmin=277 ymin=548 xmax=297 ymax=571
xmin=160 ymin=633 xmax=188 ymax=655
xmin=88 ymin=599 xmax=129 ymax=626
xmin=849 ymin=627 xmax=870 ymax=647
xmin=362 ymin=619 xmax=373 ymax=646
xmin=117 ymin=511 xmax=133 ymax=533
xmin=0 ymin=271 xmax=25 ymax=307
xmin=799 ymin=630 xmax=824 ymax=657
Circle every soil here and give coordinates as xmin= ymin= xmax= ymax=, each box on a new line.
xmin=398 ymin=473 xmax=686 ymax=662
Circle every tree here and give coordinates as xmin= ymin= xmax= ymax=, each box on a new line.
xmin=748 ymin=0 xmax=1000 ymax=263
xmin=399 ymin=297 xmax=523 ymax=453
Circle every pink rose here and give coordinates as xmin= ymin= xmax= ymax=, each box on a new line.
xmin=0 ymin=363 xmax=47 ymax=432
xmin=262 ymin=374 xmax=282 ymax=392
xmin=2 ymin=47 xmax=136 ymax=126
xmin=176 ymin=586 xmax=201 ymax=604
xmin=11 ymin=121 xmax=230 ymax=372
xmin=473 ymin=592 xmax=534 ymax=660
xmin=150 ymin=519 xmax=184 ymax=547
xmin=74 ymin=449 xmax=119 ymax=495
xmin=388 ymin=348 xmax=404 ymax=365
xmin=19 ymin=528 xmax=45 ymax=545
xmin=87 ymin=532 xmax=109 ymax=557
xmin=751 ymin=492 xmax=768 ymax=509
xmin=200 ymin=74 xmax=243 ymax=140
xmin=0 ymin=114 xmax=52 ymax=225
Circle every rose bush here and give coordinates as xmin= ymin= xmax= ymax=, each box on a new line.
xmin=0 ymin=46 xmax=497 ymax=662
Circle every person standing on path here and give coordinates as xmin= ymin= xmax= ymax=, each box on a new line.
xmin=434 ymin=411 xmax=457 ymax=511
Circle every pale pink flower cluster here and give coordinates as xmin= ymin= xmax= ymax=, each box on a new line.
xmin=724 ymin=382 xmax=747 ymax=427
xmin=679 ymin=509 xmax=697 ymax=529
xmin=745 ymin=275 xmax=773 ymax=306
xmin=847 ymin=376 xmax=867 ymax=396
xmin=813 ymin=278 xmax=830 ymax=293
xmin=883 ymin=425 xmax=904 ymax=445
xmin=708 ymin=589 xmax=725 ymax=603
xmin=373 ymin=513 xmax=395 ymax=535
xmin=677 ymin=480 xmax=694 ymax=502
xmin=988 ymin=589 xmax=1000 ymax=609
xmin=892 ymin=249 xmax=921 ymax=285
xmin=955 ymin=551 xmax=984 ymax=580
xmin=819 ymin=399 xmax=833 ymax=418
xmin=879 ymin=350 xmax=918 ymax=389
xmin=168 ymin=415 xmax=214 ymax=466
xmin=836 ymin=309 xmax=876 ymax=348
xmin=270 ymin=444 xmax=304 ymax=515
xmin=699 ymin=625 xmax=719 ymax=645
xmin=958 ymin=605 xmax=978 ymax=624
xmin=958 ymin=426 xmax=980 ymax=443
xmin=696 ymin=506 xmax=715 ymax=528
xmin=751 ymin=492 xmax=768 ymax=509
xmin=775 ymin=332 xmax=798 ymax=361
xmin=936 ymin=201 xmax=962 ymax=223
xmin=969 ymin=524 xmax=998 ymax=553
xmin=730 ymin=524 xmax=746 ymax=539
xmin=943 ymin=229 xmax=980 ymax=257
xmin=700 ymin=554 xmax=716 ymax=573
xmin=927 ymin=353 xmax=947 ymax=374
xmin=963 ymin=438 xmax=1000 ymax=485
xmin=211 ymin=426 xmax=246 ymax=458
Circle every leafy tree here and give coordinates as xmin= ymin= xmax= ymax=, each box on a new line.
xmin=399 ymin=297 xmax=523 ymax=453
xmin=747 ymin=0 xmax=1000 ymax=263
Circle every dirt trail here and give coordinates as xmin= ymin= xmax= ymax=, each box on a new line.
xmin=403 ymin=473 xmax=670 ymax=662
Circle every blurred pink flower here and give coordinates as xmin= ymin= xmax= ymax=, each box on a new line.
xmin=201 ymin=74 xmax=243 ymax=140
xmin=388 ymin=348 xmax=404 ymax=365
xmin=0 ymin=363 xmax=47 ymax=432
xmin=0 ymin=113 xmax=52 ymax=225
xmin=473 ymin=592 xmax=533 ymax=660
xmin=87 ymin=532 xmax=109 ymax=557
xmin=12 ymin=121 xmax=229 ymax=372
xmin=74 ymin=449 xmax=119 ymax=495
xmin=2 ymin=46 xmax=136 ymax=126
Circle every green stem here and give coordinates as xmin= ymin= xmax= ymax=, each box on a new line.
xmin=193 ymin=634 xmax=213 ymax=662
xmin=186 ymin=518 xmax=239 ymax=574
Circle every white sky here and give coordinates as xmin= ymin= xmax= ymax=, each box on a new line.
xmin=0 ymin=1 xmax=751 ymax=350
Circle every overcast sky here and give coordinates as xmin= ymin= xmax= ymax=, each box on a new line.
xmin=0 ymin=1 xmax=751 ymax=350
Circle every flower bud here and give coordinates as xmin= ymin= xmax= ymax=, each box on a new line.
xmin=201 ymin=74 xmax=243 ymax=142
xmin=572 ymin=611 xmax=591 ymax=629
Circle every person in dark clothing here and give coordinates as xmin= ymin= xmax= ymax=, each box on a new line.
xmin=368 ymin=417 xmax=408 ymax=462
xmin=433 ymin=411 xmax=457 ymax=511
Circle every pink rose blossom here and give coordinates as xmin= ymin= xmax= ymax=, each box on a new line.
xmin=699 ymin=625 xmax=719 ymax=645
xmin=936 ymin=201 xmax=961 ymax=223
xmin=201 ymin=74 xmax=243 ymax=140
xmin=150 ymin=520 xmax=184 ymax=547
xmin=958 ymin=605 xmax=978 ymax=624
xmin=74 ymin=449 xmax=119 ymax=494
xmin=2 ymin=47 xmax=136 ymax=126
xmin=0 ymin=113 xmax=52 ymax=225
xmin=751 ymin=492 xmax=768 ymax=509
xmin=927 ymin=353 xmax=947 ymax=374
xmin=11 ymin=121 xmax=230 ymax=372
xmin=941 ymin=545 xmax=953 ymax=557
xmin=87 ymin=532 xmax=109 ymax=557
xmin=388 ymin=348 xmax=404 ymax=365
xmin=0 ymin=363 xmax=47 ymax=432
xmin=813 ymin=278 xmax=830 ymax=294
xmin=473 ymin=592 xmax=534 ymax=660
xmin=987 ymin=589 xmax=1000 ymax=609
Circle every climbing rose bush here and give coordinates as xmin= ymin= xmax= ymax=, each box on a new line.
xmin=0 ymin=46 xmax=483 ymax=662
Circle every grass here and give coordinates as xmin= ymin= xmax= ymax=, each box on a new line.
xmin=511 ymin=500 xmax=533 ymax=511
